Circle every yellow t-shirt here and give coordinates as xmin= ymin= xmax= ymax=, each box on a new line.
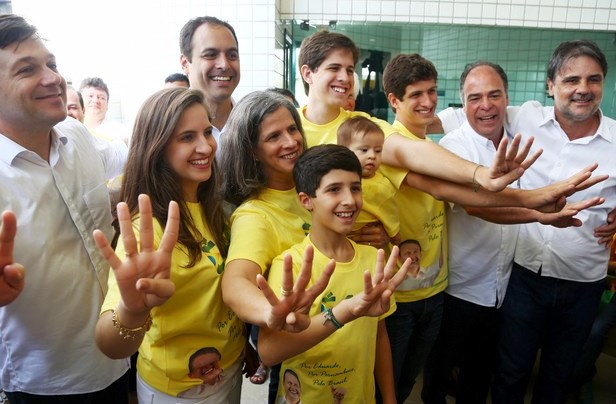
xmin=354 ymin=171 xmax=399 ymax=238
xmin=101 ymin=202 xmax=245 ymax=397
xmin=268 ymin=236 xmax=395 ymax=404
xmin=392 ymin=120 xmax=448 ymax=302
xmin=227 ymin=187 xmax=311 ymax=274
xmin=299 ymin=106 xmax=407 ymax=189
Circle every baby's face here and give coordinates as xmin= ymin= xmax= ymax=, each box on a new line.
xmin=347 ymin=130 xmax=384 ymax=178
xmin=399 ymin=243 xmax=421 ymax=265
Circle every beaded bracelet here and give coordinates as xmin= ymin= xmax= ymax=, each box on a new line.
xmin=322 ymin=307 xmax=344 ymax=330
xmin=111 ymin=309 xmax=152 ymax=341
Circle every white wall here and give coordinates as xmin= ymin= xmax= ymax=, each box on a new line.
xmin=13 ymin=0 xmax=280 ymax=127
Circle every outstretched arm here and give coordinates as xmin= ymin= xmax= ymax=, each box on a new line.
xmin=383 ymin=132 xmax=541 ymax=192
xmin=258 ymin=247 xmax=411 ymax=366
xmin=222 ymin=245 xmax=335 ymax=332
xmin=94 ymin=195 xmax=179 ymax=359
xmin=0 ymin=211 xmax=25 ymax=307
xmin=404 ymin=163 xmax=606 ymax=211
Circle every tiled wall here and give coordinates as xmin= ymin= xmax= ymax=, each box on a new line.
xmin=12 ymin=0 xmax=616 ymax=124
xmin=280 ymin=0 xmax=616 ymax=31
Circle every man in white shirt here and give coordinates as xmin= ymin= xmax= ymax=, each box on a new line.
xmin=80 ymin=76 xmax=131 ymax=144
xmin=179 ymin=16 xmax=239 ymax=145
xmin=490 ymin=40 xmax=616 ymax=404
xmin=0 ymin=14 xmax=129 ymax=403
xmin=421 ymin=61 xmax=519 ymax=404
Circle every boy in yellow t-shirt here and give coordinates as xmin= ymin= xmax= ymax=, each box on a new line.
xmin=259 ymin=144 xmax=411 ymax=404
xmin=337 ymin=116 xmax=401 ymax=246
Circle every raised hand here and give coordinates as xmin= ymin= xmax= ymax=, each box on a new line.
xmin=479 ymin=134 xmax=543 ymax=192
xmin=0 ymin=211 xmax=25 ymax=306
xmin=93 ymin=194 xmax=179 ymax=316
xmin=343 ymin=246 xmax=411 ymax=319
xmin=525 ymin=163 xmax=607 ymax=213
xmin=537 ymin=197 xmax=605 ymax=228
xmin=256 ymin=244 xmax=335 ymax=332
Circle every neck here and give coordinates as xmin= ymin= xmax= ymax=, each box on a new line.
xmin=555 ymin=110 xmax=600 ymax=141
xmin=396 ymin=115 xmax=426 ymax=138
xmin=84 ymin=113 xmax=104 ymax=129
xmin=207 ymin=98 xmax=233 ymax=130
xmin=0 ymin=122 xmax=53 ymax=162
xmin=266 ymin=176 xmax=295 ymax=191
xmin=309 ymin=228 xmax=354 ymax=262
xmin=304 ymin=98 xmax=341 ymax=125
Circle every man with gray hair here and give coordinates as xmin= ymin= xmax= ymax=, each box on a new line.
xmin=0 ymin=14 xmax=128 ymax=403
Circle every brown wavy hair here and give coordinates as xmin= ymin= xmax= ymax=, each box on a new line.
xmin=121 ymin=87 xmax=229 ymax=266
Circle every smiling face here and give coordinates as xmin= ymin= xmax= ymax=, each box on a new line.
xmin=187 ymin=351 xmax=222 ymax=385
xmin=0 ymin=36 xmax=66 ymax=134
xmin=283 ymin=371 xmax=301 ymax=403
xmin=548 ymin=55 xmax=603 ymax=126
xmin=462 ymin=65 xmax=508 ymax=142
xmin=399 ymin=241 xmax=421 ymax=266
xmin=301 ymin=48 xmax=355 ymax=109
xmin=164 ymin=103 xmax=217 ymax=202
xmin=66 ymin=87 xmax=84 ymax=122
xmin=181 ymin=23 xmax=240 ymax=104
xmin=255 ymin=106 xmax=304 ymax=190
xmin=300 ymin=169 xmax=362 ymax=236
xmin=388 ymin=79 xmax=437 ymax=138
xmin=81 ymin=85 xmax=108 ymax=120
xmin=346 ymin=130 xmax=384 ymax=178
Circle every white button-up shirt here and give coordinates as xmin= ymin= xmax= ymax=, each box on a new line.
xmin=440 ymin=122 xmax=519 ymax=307
xmin=507 ymin=101 xmax=616 ymax=282
xmin=0 ymin=119 xmax=129 ymax=394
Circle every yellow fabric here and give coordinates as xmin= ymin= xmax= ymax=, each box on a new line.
xmin=299 ymin=106 xmax=407 ymax=189
xmin=354 ymin=171 xmax=399 ymax=238
xmin=227 ymin=187 xmax=311 ymax=274
xmin=268 ymin=236 xmax=395 ymax=404
xmin=101 ymin=202 xmax=245 ymax=396
xmin=391 ymin=120 xmax=448 ymax=302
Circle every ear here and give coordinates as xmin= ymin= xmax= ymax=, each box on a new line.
xmin=386 ymin=92 xmax=399 ymax=110
xmin=180 ymin=54 xmax=190 ymax=75
xmin=547 ymin=79 xmax=555 ymax=97
xmin=300 ymin=65 xmax=313 ymax=86
xmin=298 ymin=192 xmax=313 ymax=211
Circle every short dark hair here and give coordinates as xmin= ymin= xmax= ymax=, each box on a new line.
xmin=79 ymin=77 xmax=109 ymax=99
xmin=0 ymin=14 xmax=38 ymax=49
xmin=179 ymin=16 xmax=238 ymax=62
xmin=165 ymin=72 xmax=189 ymax=85
xmin=298 ymin=30 xmax=359 ymax=94
xmin=67 ymin=86 xmax=84 ymax=109
xmin=547 ymin=39 xmax=608 ymax=82
xmin=293 ymin=144 xmax=362 ymax=198
xmin=266 ymin=87 xmax=299 ymax=107
xmin=459 ymin=61 xmax=508 ymax=103
xmin=399 ymin=239 xmax=421 ymax=251
xmin=383 ymin=54 xmax=438 ymax=102
xmin=337 ymin=116 xmax=384 ymax=147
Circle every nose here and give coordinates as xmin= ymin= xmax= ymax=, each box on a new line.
xmin=196 ymin=135 xmax=215 ymax=155
xmin=479 ymin=95 xmax=491 ymax=110
xmin=577 ymin=79 xmax=590 ymax=93
xmin=215 ymin=54 xmax=230 ymax=70
xmin=340 ymin=187 xmax=356 ymax=206
xmin=281 ymin=131 xmax=299 ymax=148
xmin=41 ymin=67 xmax=64 ymax=87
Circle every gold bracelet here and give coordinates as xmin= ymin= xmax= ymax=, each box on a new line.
xmin=111 ymin=309 xmax=152 ymax=341
xmin=472 ymin=164 xmax=482 ymax=192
